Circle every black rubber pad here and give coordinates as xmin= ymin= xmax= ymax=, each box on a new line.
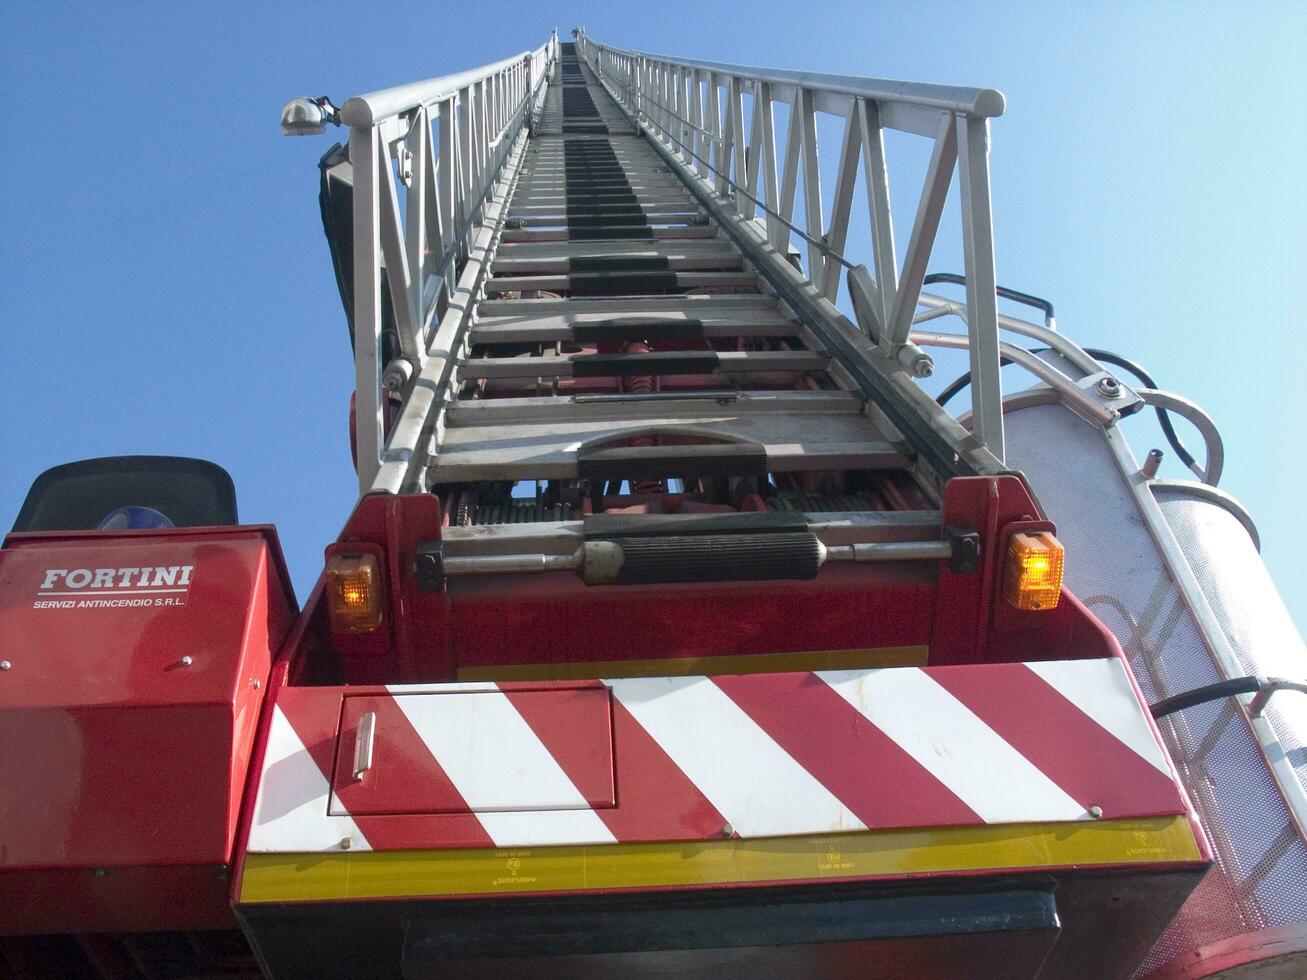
xmin=559 ymin=194 xmax=640 ymax=206
xmin=571 ymin=350 xmax=720 ymax=377
xmin=567 ymin=271 xmax=678 ymax=295
xmin=572 ymin=318 xmax=706 ymax=342
xmin=577 ymin=443 xmax=768 ymax=480
xmin=570 ymin=256 xmax=669 ymax=273
xmin=608 ymin=531 xmax=822 ymax=584
xmin=565 ymin=215 xmax=651 ymax=228
xmin=568 ymin=227 xmax=655 ymax=241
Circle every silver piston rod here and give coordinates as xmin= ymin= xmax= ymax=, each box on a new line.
xmin=437 ymin=536 xmax=953 ymax=586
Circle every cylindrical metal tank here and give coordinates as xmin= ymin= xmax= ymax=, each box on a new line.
xmin=1003 ymin=399 xmax=1307 ymax=978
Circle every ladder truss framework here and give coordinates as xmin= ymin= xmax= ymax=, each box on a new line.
xmin=341 ymin=31 xmax=1013 ymax=501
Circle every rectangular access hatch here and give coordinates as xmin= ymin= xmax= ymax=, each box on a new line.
xmin=330 ymin=686 xmax=615 ymax=816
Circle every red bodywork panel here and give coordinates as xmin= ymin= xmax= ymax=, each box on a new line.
xmin=311 ymin=477 xmax=1122 ymax=688
xmin=0 ymin=526 xmax=296 ymax=933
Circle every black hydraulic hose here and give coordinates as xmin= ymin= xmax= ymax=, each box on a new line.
xmin=935 ymin=345 xmax=1198 ymax=472
xmin=1150 ymin=676 xmax=1307 ymax=719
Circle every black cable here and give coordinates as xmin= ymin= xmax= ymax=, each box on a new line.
xmin=1150 ymin=676 xmax=1307 ymax=718
xmin=924 ymin=273 xmax=1055 ymax=325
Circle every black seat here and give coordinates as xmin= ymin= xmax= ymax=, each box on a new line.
xmin=12 ymin=455 xmax=238 ymax=531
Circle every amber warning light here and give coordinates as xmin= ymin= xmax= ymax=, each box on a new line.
xmin=326 ymin=553 xmax=385 ymax=633
xmin=1002 ymin=531 xmax=1065 ymax=611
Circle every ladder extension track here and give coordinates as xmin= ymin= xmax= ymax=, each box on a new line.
xmin=434 ymin=42 xmax=918 ymax=528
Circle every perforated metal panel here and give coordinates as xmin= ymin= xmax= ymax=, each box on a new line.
xmin=1003 ymin=403 xmax=1307 ymax=976
xmin=1154 ymin=486 xmax=1307 ymax=803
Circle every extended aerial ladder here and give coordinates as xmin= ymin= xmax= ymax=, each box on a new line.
xmin=329 ymin=34 xmax=1009 ymax=502
xmin=2 ymin=29 xmax=1304 ymax=980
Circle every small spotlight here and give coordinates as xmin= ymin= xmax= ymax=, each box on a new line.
xmin=280 ymin=96 xmax=340 ymax=136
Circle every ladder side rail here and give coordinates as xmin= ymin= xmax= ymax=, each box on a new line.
xmin=690 ymin=69 xmax=708 ymax=179
xmin=370 ymin=126 xmax=532 ymax=496
xmin=756 ymin=82 xmax=780 ymax=244
xmin=711 ymin=72 xmax=729 ymax=198
xmin=956 ymin=116 xmax=1005 ymax=460
xmin=576 ymin=34 xmax=1004 ymax=117
xmin=775 ymin=87 xmax=803 ymax=252
xmin=741 ymin=80 xmax=765 ymax=222
xmin=343 ymin=39 xmax=557 ymax=491
xmin=436 ymin=97 xmax=458 ymax=300
xmin=727 ymin=75 xmax=747 ymax=209
xmin=577 ymin=30 xmax=1008 ymax=464
xmin=858 ymin=99 xmax=898 ymax=333
xmin=797 ymin=87 xmax=824 ymax=287
xmin=407 ymin=106 xmax=435 ymax=331
xmin=350 ymin=122 xmax=385 ymax=490
xmin=819 ymin=98 xmax=864 ymax=301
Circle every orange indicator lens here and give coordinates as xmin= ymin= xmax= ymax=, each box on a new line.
xmin=1002 ymin=532 xmax=1065 ymax=611
xmin=326 ymin=553 xmax=384 ymax=633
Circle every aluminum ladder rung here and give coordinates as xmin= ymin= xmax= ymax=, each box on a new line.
xmin=470 ymin=309 xmax=797 ymax=344
xmin=491 ymin=254 xmax=743 ymax=275
xmin=443 ymin=390 xmax=864 ymax=424
xmin=483 ymin=271 xmax=757 ymax=295
xmin=458 ymin=349 xmax=829 ymax=380
xmin=501 ymin=226 xmax=719 ymax=243
xmin=475 ymin=295 xmax=781 ymax=316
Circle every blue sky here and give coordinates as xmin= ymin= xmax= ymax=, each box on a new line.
xmin=1 ymin=1 xmax=1302 ymax=631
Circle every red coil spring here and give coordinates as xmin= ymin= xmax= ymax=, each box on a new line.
xmin=622 ymin=340 xmax=663 ymax=495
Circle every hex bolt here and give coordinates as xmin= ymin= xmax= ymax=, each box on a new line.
xmin=721 ymin=823 xmax=734 ymax=838
xmin=1095 ymin=376 xmax=1121 ymax=398
xmin=1089 ymin=805 xmax=1104 ymax=819
xmin=0 ymin=660 xmax=11 ymax=671
xmin=340 ymin=837 xmax=353 ymax=850
xmin=250 ymin=678 xmax=261 ymax=689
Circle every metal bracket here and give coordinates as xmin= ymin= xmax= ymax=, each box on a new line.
xmin=944 ymin=525 xmax=981 ymax=574
xmin=415 ymin=539 xmax=444 ymax=592
xmin=1249 ymin=679 xmax=1307 ymax=718
xmin=1074 ymin=371 xmax=1144 ymax=424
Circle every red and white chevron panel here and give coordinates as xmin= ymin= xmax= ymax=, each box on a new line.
xmin=245 ymin=657 xmax=1187 ymax=854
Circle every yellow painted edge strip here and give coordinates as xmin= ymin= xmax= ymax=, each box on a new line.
xmin=240 ymin=816 xmax=1202 ymax=904
xmin=455 ymin=645 xmax=929 ymax=682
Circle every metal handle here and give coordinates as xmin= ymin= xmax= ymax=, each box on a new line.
xmin=353 ymin=711 xmax=376 ymax=780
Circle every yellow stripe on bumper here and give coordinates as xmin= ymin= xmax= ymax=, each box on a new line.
xmin=239 ymin=815 xmax=1203 ymax=904
xmin=455 ymin=645 xmax=929 ymax=682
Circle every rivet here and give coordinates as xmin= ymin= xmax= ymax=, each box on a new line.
xmin=251 ymin=678 xmax=261 ymax=689
xmin=180 ymin=655 xmax=194 ymax=667
xmin=721 ymin=823 xmax=734 ymax=838
xmin=0 ymin=660 xmax=11 ymax=671
xmin=340 ymin=837 xmax=353 ymax=850
xmin=1089 ymin=805 xmax=1104 ymax=819
xmin=93 ymin=868 xmax=108 ymax=878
